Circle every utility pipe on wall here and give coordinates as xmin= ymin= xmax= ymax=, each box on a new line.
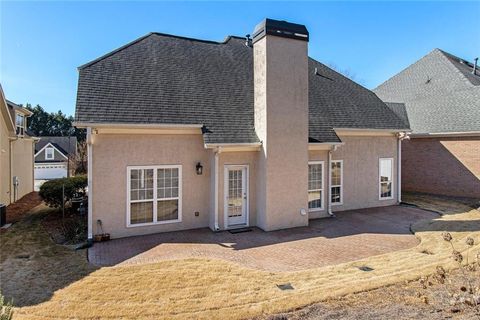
xmin=213 ymin=147 xmax=221 ymax=231
xmin=87 ymin=127 xmax=93 ymax=241
xmin=397 ymin=132 xmax=409 ymax=204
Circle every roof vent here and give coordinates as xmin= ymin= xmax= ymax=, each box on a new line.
xmin=245 ymin=34 xmax=252 ymax=47
xmin=473 ymin=57 xmax=478 ymax=75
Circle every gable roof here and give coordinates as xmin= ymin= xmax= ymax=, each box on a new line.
xmin=374 ymin=49 xmax=480 ymax=135
xmin=75 ymin=32 xmax=408 ymax=144
xmin=0 ymin=85 xmax=15 ymax=134
xmin=35 ymin=136 xmax=77 ymax=157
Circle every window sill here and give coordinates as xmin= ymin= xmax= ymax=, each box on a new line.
xmin=127 ymin=218 xmax=182 ymax=228
xmin=308 ymin=208 xmax=325 ymax=212
xmin=331 ymin=202 xmax=343 ymax=206
xmin=379 ymin=197 xmax=394 ymax=201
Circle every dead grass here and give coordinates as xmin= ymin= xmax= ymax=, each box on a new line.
xmin=5 ymin=195 xmax=480 ymax=320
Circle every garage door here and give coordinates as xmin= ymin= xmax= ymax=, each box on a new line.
xmin=35 ymin=164 xmax=68 ymax=180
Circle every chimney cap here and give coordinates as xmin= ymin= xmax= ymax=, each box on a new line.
xmin=252 ymin=18 xmax=309 ymax=44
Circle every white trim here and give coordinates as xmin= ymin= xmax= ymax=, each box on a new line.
xmin=308 ymin=161 xmax=325 ymax=212
xmin=126 ymin=165 xmax=182 ymax=228
xmin=15 ymin=112 xmax=25 ymax=137
xmin=334 ymin=128 xmax=411 ymax=133
xmin=410 ymin=131 xmax=480 ymax=138
xmin=204 ymin=143 xmax=262 ymax=152
xmin=397 ymin=138 xmax=402 ymax=203
xmin=308 ymin=143 xmax=344 ymax=151
xmin=87 ymin=128 xmax=93 ymax=240
xmin=34 ymin=142 xmax=68 ymax=159
xmin=73 ymin=122 xmax=203 ymax=129
xmin=330 ymin=159 xmax=343 ymax=206
xmin=223 ymin=164 xmax=249 ymax=229
xmin=214 ymin=150 xmax=220 ymax=231
xmin=379 ymin=158 xmax=394 ymax=200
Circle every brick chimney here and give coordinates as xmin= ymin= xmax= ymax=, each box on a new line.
xmin=252 ymin=19 xmax=310 ymax=230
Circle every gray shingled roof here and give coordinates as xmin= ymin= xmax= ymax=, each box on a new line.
xmin=76 ymin=32 xmax=408 ymax=144
xmin=36 ymin=136 xmax=77 ymax=156
xmin=374 ymin=49 xmax=480 ymax=134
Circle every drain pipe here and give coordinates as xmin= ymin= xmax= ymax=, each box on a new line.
xmin=213 ymin=147 xmax=221 ymax=231
xmin=397 ymin=132 xmax=409 ymax=204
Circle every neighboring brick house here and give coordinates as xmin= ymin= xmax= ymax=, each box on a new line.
xmin=34 ymin=136 xmax=77 ymax=180
xmin=374 ymin=49 xmax=480 ymax=199
xmin=0 ymin=84 xmax=37 ymax=205
xmin=75 ymin=19 xmax=409 ymax=240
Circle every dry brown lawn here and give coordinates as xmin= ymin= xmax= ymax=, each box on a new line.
xmin=2 ymin=194 xmax=479 ymax=320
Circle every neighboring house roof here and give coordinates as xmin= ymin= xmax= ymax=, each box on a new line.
xmin=76 ymin=33 xmax=408 ymax=144
xmin=374 ymin=49 xmax=480 ymax=135
xmin=35 ymin=136 xmax=77 ymax=157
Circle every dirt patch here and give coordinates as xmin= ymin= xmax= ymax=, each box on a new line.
xmin=41 ymin=209 xmax=87 ymax=245
xmin=4 ymin=192 xmax=42 ymax=224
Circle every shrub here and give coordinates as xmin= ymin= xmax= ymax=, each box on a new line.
xmin=39 ymin=176 xmax=87 ymax=208
xmin=0 ymin=294 xmax=13 ymax=320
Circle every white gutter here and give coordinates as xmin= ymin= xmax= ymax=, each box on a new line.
xmin=410 ymin=131 xmax=480 ymax=138
xmin=397 ymin=132 xmax=409 ymax=204
xmin=333 ymin=128 xmax=411 ymax=133
xmin=204 ymin=142 xmax=262 ymax=148
xmin=87 ymin=127 xmax=93 ymax=241
xmin=73 ymin=122 xmax=204 ymax=129
xmin=213 ymin=148 xmax=221 ymax=231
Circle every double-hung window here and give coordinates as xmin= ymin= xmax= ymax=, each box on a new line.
xmin=330 ymin=160 xmax=343 ymax=205
xmin=308 ymin=161 xmax=324 ymax=211
xmin=45 ymin=147 xmax=54 ymax=160
xmin=127 ymin=165 xmax=182 ymax=226
xmin=15 ymin=113 xmax=25 ymax=136
xmin=379 ymin=158 xmax=394 ymax=200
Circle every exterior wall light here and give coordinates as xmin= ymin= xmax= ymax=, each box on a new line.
xmin=196 ymin=162 xmax=203 ymax=175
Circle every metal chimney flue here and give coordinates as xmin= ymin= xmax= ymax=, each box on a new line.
xmin=473 ymin=57 xmax=478 ymax=75
xmin=245 ymin=34 xmax=252 ymax=47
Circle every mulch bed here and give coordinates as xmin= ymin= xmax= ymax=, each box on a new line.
xmin=5 ymin=192 xmax=42 ymax=224
xmin=41 ymin=210 xmax=87 ymax=245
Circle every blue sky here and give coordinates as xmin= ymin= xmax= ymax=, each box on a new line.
xmin=1 ymin=1 xmax=479 ymax=116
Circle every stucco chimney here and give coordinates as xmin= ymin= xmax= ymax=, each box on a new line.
xmin=252 ymin=19 xmax=310 ymax=231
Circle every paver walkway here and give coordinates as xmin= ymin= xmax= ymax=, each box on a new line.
xmin=88 ymin=205 xmax=438 ymax=271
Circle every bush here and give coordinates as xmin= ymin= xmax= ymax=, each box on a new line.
xmin=0 ymin=294 xmax=13 ymax=320
xmin=39 ymin=176 xmax=87 ymax=208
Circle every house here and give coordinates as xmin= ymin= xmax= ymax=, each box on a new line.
xmin=374 ymin=49 xmax=480 ymax=199
xmin=75 ymin=19 xmax=409 ymax=240
xmin=0 ymin=84 xmax=37 ymax=205
xmin=34 ymin=136 xmax=77 ymax=180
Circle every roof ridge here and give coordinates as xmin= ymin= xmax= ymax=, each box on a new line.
xmin=78 ymin=32 xmax=246 ymax=70
xmin=434 ymin=49 xmax=477 ymax=87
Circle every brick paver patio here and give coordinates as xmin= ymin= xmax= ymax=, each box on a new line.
xmin=88 ymin=205 xmax=438 ymax=271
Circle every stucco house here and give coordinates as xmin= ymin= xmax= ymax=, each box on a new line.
xmin=374 ymin=49 xmax=480 ymax=199
xmin=75 ymin=19 xmax=409 ymax=240
xmin=0 ymin=84 xmax=37 ymax=205
xmin=34 ymin=136 xmax=77 ymax=180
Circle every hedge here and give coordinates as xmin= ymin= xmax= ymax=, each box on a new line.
xmin=39 ymin=176 xmax=87 ymax=208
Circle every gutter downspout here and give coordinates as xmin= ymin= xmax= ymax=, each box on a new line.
xmin=87 ymin=128 xmax=93 ymax=242
xmin=213 ymin=147 xmax=221 ymax=231
xmin=8 ymin=136 xmax=18 ymax=203
xmin=397 ymin=132 xmax=409 ymax=204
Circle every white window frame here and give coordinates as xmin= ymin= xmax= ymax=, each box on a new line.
xmin=379 ymin=158 xmax=394 ymax=200
xmin=126 ymin=165 xmax=182 ymax=227
xmin=308 ymin=161 xmax=324 ymax=211
xmin=45 ymin=147 xmax=54 ymax=160
xmin=15 ymin=112 xmax=25 ymax=136
xmin=330 ymin=160 xmax=343 ymax=206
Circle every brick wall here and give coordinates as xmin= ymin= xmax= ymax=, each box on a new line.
xmin=402 ymin=137 xmax=480 ymax=198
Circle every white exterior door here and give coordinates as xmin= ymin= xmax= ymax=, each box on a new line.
xmin=224 ymin=165 xmax=248 ymax=227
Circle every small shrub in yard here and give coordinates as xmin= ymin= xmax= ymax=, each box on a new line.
xmin=0 ymin=294 xmax=13 ymax=320
xmin=39 ymin=176 xmax=87 ymax=208
xmin=61 ymin=216 xmax=87 ymax=244
xmin=426 ymin=233 xmax=480 ymax=314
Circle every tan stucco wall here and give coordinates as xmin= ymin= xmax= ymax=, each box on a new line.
xmin=217 ymin=152 xmax=258 ymax=230
xmin=0 ymin=113 xmax=11 ymax=204
xmin=254 ymin=35 xmax=309 ymax=231
xmin=10 ymin=138 xmax=35 ymax=202
xmin=402 ymin=137 xmax=480 ymax=198
xmin=330 ymin=135 xmax=398 ymax=212
xmin=91 ymin=134 xmax=211 ymax=238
